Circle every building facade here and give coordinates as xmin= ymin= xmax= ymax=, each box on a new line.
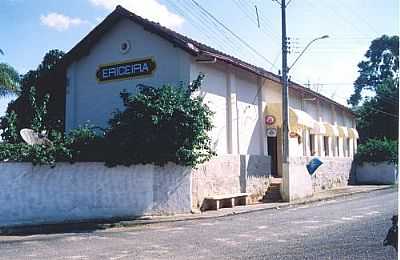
xmin=63 ymin=6 xmax=358 ymax=201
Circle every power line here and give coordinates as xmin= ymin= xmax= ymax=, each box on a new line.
xmin=166 ymin=0 xmax=236 ymax=54
xmin=363 ymin=107 xmax=399 ymax=118
xmin=189 ymin=0 xmax=278 ymax=70
xmin=306 ymin=0 xmax=376 ymax=40
xmin=178 ymin=0 xmax=240 ymax=52
xmin=335 ymin=0 xmax=380 ymax=35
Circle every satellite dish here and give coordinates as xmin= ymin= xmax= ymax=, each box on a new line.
xmin=20 ymin=129 xmax=52 ymax=146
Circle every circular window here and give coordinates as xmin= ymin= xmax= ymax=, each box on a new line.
xmin=120 ymin=40 xmax=131 ymax=54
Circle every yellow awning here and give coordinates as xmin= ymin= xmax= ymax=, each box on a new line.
xmin=264 ymin=103 xmax=317 ymax=133
xmin=337 ymin=126 xmax=349 ymax=137
xmin=323 ymin=123 xmax=340 ymax=136
xmin=291 ymin=108 xmax=317 ymax=129
xmin=311 ymin=121 xmax=326 ymax=135
xmin=347 ymin=128 xmax=359 ymax=139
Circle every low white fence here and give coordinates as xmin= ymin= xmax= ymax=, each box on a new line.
xmin=356 ymin=162 xmax=398 ymax=185
xmin=0 ymin=155 xmax=271 ymax=227
xmin=0 ymin=162 xmax=191 ymax=227
xmin=281 ymin=157 xmax=354 ymax=202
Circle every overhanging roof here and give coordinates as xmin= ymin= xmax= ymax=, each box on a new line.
xmin=62 ymin=5 xmax=354 ymax=115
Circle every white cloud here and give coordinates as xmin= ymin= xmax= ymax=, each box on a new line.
xmin=40 ymin=13 xmax=88 ymax=31
xmin=89 ymin=0 xmax=184 ymax=29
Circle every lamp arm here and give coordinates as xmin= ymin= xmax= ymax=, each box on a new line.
xmin=288 ymin=38 xmax=319 ymax=72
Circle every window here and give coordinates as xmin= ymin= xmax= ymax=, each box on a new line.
xmin=336 ymin=137 xmax=340 ymax=157
xmin=309 ymin=134 xmax=315 ymax=156
xmin=323 ymin=136 xmax=329 ymax=156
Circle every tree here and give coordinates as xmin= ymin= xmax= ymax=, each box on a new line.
xmin=0 ymin=49 xmax=66 ymax=139
xmin=349 ymin=35 xmax=399 ymax=106
xmin=0 ymin=63 xmax=20 ymax=96
xmin=355 ymin=78 xmax=398 ymax=142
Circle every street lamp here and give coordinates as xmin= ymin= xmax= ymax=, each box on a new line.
xmin=281 ymin=34 xmax=329 ymax=164
xmin=288 ymin=35 xmax=329 ymax=72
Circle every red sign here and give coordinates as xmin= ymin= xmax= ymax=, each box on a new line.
xmin=265 ymin=115 xmax=275 ymax=125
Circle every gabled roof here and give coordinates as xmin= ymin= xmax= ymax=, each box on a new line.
xmin=62 ymin=5 xmax=353 ymax=115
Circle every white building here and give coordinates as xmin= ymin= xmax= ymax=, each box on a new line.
xmin=62 ymin=6 xmax=358 ymax=201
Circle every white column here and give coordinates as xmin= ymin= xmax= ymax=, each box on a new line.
xmin=226 ymin=67 xmax=239 ymax=154
xmin=257 ymin=77 xmax=266 ymax=156
xmin=352 ymin=118 xmax=358 ymax=155
xmin=331 ymin=104 xmax=338 ymax=157
xmin=316 ymin=99 xmax=322 ymax=156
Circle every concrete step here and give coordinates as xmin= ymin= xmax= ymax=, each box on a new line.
xmin=262 ymin=183 xmax=283 ymax=203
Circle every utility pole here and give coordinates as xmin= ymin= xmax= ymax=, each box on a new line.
xmin=281 ymin=0 xmax=289 ymax=163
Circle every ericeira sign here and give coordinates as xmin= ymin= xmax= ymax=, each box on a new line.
xmin=96 ymin=58 xmax=156 ymax=82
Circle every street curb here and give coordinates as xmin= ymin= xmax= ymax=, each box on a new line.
xmin=0 ymin=186 xmax=395 ymax=236
xmin=117 ymin=185 xmax=396 ymax=226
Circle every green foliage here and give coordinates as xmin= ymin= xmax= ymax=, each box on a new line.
xmin=105 ymin=74 xmax=215 ymax=167
xmin=0 ymin=126 xmax=103 ymax=167
xmin=0 ymin=63 xmax=20 ymax=96
xmin=29 ymin=87 xmax=50 ymax=133
xmin=355 ymin=79 xmax=399 ymax=142
xmin=0 ymin=49 xmax=66 ymax=138
xmin=349 ymin=35 xmax=399 ymax=106
xmin=354 ymin=138 xmax=398 ymax=165
xmin=0 ymin=132 xmax=73 ymax=167
xmin=0 ymin=87 xmax=51 ymax=143
xmin=0 ymin=110 xmax=19 ymax=143
xmin=68 ymin=125 xmax=106 ymax=162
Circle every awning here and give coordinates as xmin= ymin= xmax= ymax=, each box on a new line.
xmin=310 ymin=121 xmax=326 ymax=135
xmin=347 ymin=128 xmax=359 ymax=139
xmin=291 ymin=108 xmax=317 ymax=129
xmin=323 ymin=123 xmax=339 ymax=136
xmin=265 ymin=103 xmax=318 ymax=132
xmin=337 ymin=126 xmax=349 ymax=137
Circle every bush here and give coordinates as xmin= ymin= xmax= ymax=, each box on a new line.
xmin=68 ymin=125 xmax=106 ymax=162
xmin=104 ymin=74 xmax=215 ymax=167
xmin=354 ymin=138 xmax=398 ymax=165
xmin=0 ymin=74 xmax=215 ymax=168
xmin=0 ymin=126 xmax=104 ymax=166
xmin=0 ymin=132 xmax=73 ymax=166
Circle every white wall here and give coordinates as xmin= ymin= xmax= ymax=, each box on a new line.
xmin=288 ymin=89 xmax=302 ymax=110
xmin=235 ymin=69 xmax=262 ymax=155
xmin=320 ymin=102 xmax=334 ymax=124
xmin=0 ymin=163 xmax=192 ymax=227
xmin=66 ymin=18 xmax=191 ymax=130
xmin=190 ymin=62 xmax=228 ymax=155
xmin=190 ymin=61 xmax=265 ymax=156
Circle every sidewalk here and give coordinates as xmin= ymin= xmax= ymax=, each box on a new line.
xmin=118 ymin=185 xmax=396 ymax=225
xmin=0 ymin=185 xmax=396 ymax=235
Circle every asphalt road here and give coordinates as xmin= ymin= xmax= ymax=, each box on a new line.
xmin=0 ymin=189 xmax=397 ymax=260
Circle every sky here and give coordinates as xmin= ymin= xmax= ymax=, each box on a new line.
xmin=0 ymin=0 xmax=398 ymax=115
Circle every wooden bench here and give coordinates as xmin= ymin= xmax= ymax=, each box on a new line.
xmin=203 ymin=193 xmax=250 ymax=211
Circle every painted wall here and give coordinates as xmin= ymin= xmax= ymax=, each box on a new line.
xmin=240 ymin=155 xmax=272 ymax=203
xmin=191 ymin=154 xmax=271 ymax=209
xmin=0 ymin=163 xmax=192 ymax=227
xmin=356 ymin=162 xmax=398 ymax=185
xmin=190 ymin=62 xmax=228 ymax=155
xmin=190 ymin=61 xmax=265 ymax=156
xmin=235 ymin=69 xmax=263 ymax=155
xmin=281 ymin=156 xmax=353 ymax=201
xmin=65 ymin=18 xmax=191 ymax=130
xmin=311 ymin=157 xmax=353 ymax=192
